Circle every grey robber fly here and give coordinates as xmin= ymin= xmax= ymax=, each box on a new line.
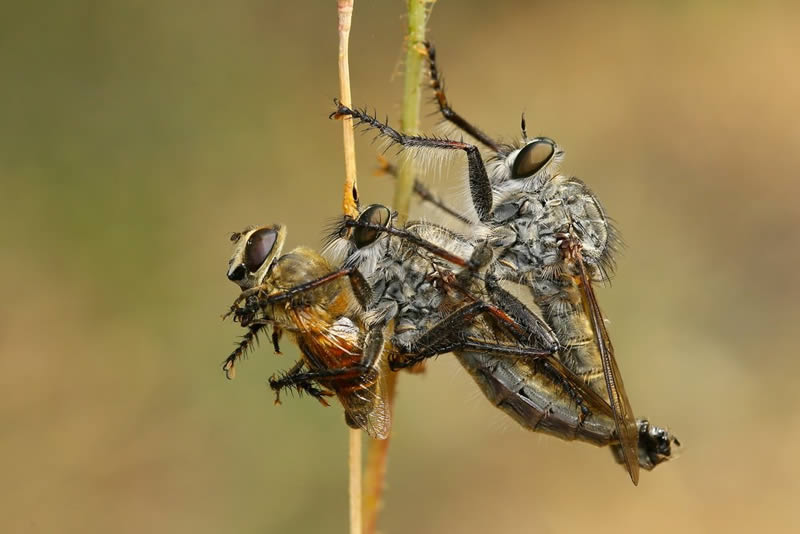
xmin=329 ymin=205 xmax=679 ymax=473
xmin=331 ymin=42 xmax=679 ymax=484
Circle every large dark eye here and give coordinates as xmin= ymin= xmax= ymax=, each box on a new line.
xmin=511 ymin=138 xmax=555 ymax=179
xmin=244 ymin=228 xmax=278 ymax=272
xmin=353 ymin=205 xmax=391 ymax=248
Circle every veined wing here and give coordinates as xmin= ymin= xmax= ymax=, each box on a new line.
xmin=337 ymin=357 xmax=391 ymax=440
xmin=574 ymin=250 xmax=640 ymax=485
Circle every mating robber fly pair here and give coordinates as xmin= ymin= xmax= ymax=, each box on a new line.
xmin=221 ymin=42 xmax=679 ymax=484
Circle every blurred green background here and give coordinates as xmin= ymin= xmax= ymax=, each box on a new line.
xmin=2 ymin=1 xmax=799 ymax=532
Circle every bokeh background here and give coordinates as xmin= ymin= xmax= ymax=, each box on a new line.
xmin=2 ymin=1 xmax=799 ymax=532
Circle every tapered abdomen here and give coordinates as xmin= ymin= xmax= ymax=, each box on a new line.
xmin=456 ymin=350 xmax=617 ymax=445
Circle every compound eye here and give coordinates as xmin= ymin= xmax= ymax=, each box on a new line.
xmin=244 ymin=228 xmax=278 ymax=272
xmin=353 ymin=204 xmax=391 ymax=248
xmin=511 ymin=138 xmax=555 ymax=179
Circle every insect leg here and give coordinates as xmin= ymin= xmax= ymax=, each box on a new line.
xmin=423 ymin=41 xmax=501 ymax=152
xmin=226 ymin=266 xmax=372 ymax=317
xmin=221 ymin=324 xmax=265 ymax=380
xmin=484 ymin=276 xmax=561 ymax=353
xmin=341 ymin=217 xmax=470 ymax=267
xmin=331 ymin=102 xmax=494 ymax=222
xmin=270 ymin=358 xmax=335 ymax=406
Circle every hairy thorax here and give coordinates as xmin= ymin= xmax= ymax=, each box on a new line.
xmin=485 ymin=174 xmax=617 ymax=284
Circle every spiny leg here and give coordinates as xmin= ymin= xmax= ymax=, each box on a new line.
xmin=270 ymin=363 xmax=368 ymax=392
xmin=222 ymin=324 xmax=265 ymax=380
xmin=271 ymin=358 xmax=334 ymax=406
xmin=423 ymin=41 xmax=500 ymax=152
xmin=331 ymin=101 xmax=494 ymax=222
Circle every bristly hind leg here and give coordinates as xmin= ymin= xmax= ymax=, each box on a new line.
xmin=423 ymin=41 xmax=500 ymax=152
xmin=270 ymin=359 xmax=334 ymax=406
xmin=331 ymin=102 xmax=494 ymax=222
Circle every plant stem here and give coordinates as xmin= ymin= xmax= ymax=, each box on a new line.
xmin=338 ymin=0 xmax=359 ymax=219
xmin=363 ymin=3 xmax=435 ymax=533
xmin=393 ymin=0 xmax=432 ymax=225
xmin=336 ymin=3 xmax=362 ymax=534
xmin=362 ymin=374 xmax=396 ymax=534
xmin=349 ymin=428 xmax=362 ymax=534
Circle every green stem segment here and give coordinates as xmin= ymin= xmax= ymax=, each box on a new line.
xmin=393 ymin=0 xmax=431 ymax=225
xmin=363 ymin=4 xmax=434 ymax=533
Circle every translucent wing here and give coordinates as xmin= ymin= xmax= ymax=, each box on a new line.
xmin=537 ymin=351 xmax=615 ymax=420
xmin=362 ymin=358 xmax=391 ymax=440
xmin=574 ymin=250 xmax=640 ymax=485
xmin=337 ymin=358 xmax=391 ymax=440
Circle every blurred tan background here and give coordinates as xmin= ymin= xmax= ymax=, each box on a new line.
xmin=2 ymin=1 xmax=799 ymax=532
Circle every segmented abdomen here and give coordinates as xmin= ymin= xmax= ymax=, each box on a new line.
xmin=455 ymin=350 xmax=616 ymax=445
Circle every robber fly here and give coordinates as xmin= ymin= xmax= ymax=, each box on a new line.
xmin=331 ymin=42 xmax=676 ymax=484
xmin=221 ymin=225 xmax=392 ymax=439
xmin=329 ymin=205 xmax=678 ymax=472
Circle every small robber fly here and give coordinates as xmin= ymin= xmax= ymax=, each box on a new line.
xmin=331 ymin=41 xmax=677 ymax=484
xmin=333 ymin=205 xmax=679 ymax=473
xmin=221 ymin=224 xmax=392 ymax=439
